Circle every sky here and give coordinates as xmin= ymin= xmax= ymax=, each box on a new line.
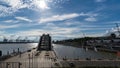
xmin=0 ymin=0 xmax=120 ymax=40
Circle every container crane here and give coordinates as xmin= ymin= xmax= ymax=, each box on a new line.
xmin=116 ymin=23 xmax=120 ymax=37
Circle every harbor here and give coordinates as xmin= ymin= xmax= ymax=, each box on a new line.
xmin=0 ymin=46 xmax=120 ymax=68
xmin=0 ymin=0 xmax=120 ymax=68
xmin=0 ymin=34 xmax=120 ymax=68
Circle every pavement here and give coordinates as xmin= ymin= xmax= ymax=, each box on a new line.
xmin=3 ymin=49 xmax=62 ymax=68
xmin=1 ymin=48 xmax=120 ymax=68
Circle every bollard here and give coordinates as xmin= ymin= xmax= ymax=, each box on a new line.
xmin=7 ymin=51 xmax=9 ymax=55
xmin=13 ymin=49 xmax=15 ymax=53
xmin=18 ymin=48 xmax=20 ymax=53
xmin=28 ymin=54 xmax=30 ymax=68
xmin=0 ymin=50 xmax=2 ymax=56
xmin=31 ymin=52 xmax=34 ymax=68
xmin=18 ymin=62 xmax=22 ymax=68
xmin=6 ymin=63 xmax=9 ymax=68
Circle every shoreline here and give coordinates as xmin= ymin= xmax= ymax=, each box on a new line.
xmin=54 ymin=43 xmax=117 ymax=54
xmin=0 ymin=42 xmax=38 ymax=44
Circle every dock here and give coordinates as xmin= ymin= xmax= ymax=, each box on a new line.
xmin=0 ymin=34 xmax=120 ymax=68
xmin=0 ymin=49 xmax=62 ymax=68
xmin=0 ymin=49 xmax=120 ymax=68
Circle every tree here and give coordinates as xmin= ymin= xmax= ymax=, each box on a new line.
xmin=110 ymin=33 xmax=116 ymax=39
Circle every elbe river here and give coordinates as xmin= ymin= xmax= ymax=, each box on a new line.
xmin=0 ymin=43 xmax=117 ymax=59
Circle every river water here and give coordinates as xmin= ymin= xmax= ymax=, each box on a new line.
xmin=53 ymin=44 xmax=117 ymax=59
xmin=0 ymin=43 xmax=117 ymax=59
xmin=0 ymin=43 xmax=38 ymax=55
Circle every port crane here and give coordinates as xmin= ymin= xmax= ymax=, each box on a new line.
xmin=0 ymin=34 xmax=41 ymax=42
xmin=116 ymin=23 xmax=120 ymax=37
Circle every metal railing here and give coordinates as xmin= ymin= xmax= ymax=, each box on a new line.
xmin=0 ymin=62 xmax=21 ymax=68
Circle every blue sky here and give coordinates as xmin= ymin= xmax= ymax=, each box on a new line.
xmin=0 ymin=0 xmax=120 ymax=40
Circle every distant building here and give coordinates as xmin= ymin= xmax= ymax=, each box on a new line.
xmin=3 ymin=38 xmax=8 ymax=42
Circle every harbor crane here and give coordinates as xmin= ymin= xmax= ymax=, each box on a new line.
xmin=115 ymin=23 xmax=120 ymax=37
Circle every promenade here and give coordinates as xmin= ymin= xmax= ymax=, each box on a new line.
xmin=0 ymin=48 xmax=120 ymax=68
xmin=0 ymin=48 xmax=62 ymax=68
xmin=0 ymin=33 xmax=120 ymax=68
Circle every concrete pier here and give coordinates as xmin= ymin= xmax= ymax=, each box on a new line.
xmin=0 ymin=49 xmax=62 ymax=68
xmin=0 ymin=34 xmax=120 ymax=68
xmin=0 ymin=48 xmax=120 ymax=68
xmin=60 ymin=59 xmax=120 ymax=68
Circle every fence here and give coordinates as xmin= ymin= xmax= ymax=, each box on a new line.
xmin=0 ymin=62 xmax=21 ymax=68
xmin=0 ymin=60 xmax=53 ymax=68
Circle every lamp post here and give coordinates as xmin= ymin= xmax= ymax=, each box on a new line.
xmin=28 ymin=54 xmax=30 ymax=68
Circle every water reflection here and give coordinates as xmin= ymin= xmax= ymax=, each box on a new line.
xmin=0 ymin=43 xmax=38 ymax=55
xmin=53 ymin=44 xmax=117 ymax=59
xmin=0 ymin=43 xmax=117 ymax=59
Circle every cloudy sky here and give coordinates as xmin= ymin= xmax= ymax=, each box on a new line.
xmin=0 ymin=0 xmax=120 ymax=40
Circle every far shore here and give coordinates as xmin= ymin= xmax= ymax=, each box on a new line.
xmin=54 ymin=43 xmax=118 ymax=54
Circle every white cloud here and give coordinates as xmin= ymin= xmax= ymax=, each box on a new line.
xmin=3 ymin=20 xmax=14 ymax=23
xmin=2 ymin=21 xmax=107 ymax=40
xmin=17 ymin=29 xmax=78 ymax=40
xmin=79 ymin=12 xmax=98 ymax=17
xmin=86 ymin=32 xmax=104 ymax=37
xmin=95 ymin=0 xmax=106 ymax=2
xmin=39 ymin=13 xmax=80 ymax=23
xmin=81 ymin=12 xmax=98 ymax=22
xmin=0 ymin=24 xmax=20 ymax=29
xmin=15 ymin=23 xmax=80 ymax=40
xmin=0 ymin=31 xmax=6 ymax=35
xmin=105 ymin=27 xmax=120 ymax=37
xmin=110 ymin=26 xmax=120 ymax=33
xmin=3 ymin=20 xmax=19 ymax=23
xmin=0 ymin=0 xmax=50 ymax=17
xmin=85 ymin=17 xmax=97 ymax=22
xmin=39 ymin=12 xmax=98 ymax=23
xmin=17 ymin=26 xmax=78 ymax=36
xmin=0 ymin=5 xmax=13 ymax=17
xmin=33 ymin=0 xmax=50 ymax=10
xmin=15 ymin=17 xmax=32 ymax=22
xmin=0 ymin=0 xmax=28 ymax=17
xmin=2 ymin=0 xmax=22 ymax=8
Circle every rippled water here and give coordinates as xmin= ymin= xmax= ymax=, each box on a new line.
xmin=0 ymin=43 xmax=38 ymax=55
xmin=0 ymin=43 xmax=117 ymax=59
xmin=53 ymin=44 xmax=117 ymax=59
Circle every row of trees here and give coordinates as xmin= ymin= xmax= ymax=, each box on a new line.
xmin=53 ymin=33 xmax=119 ymax=46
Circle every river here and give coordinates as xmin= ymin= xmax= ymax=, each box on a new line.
xmin=0 ymin=43 xmax=38 ymax=55
xmin=53 ymin=44 xmax=117 ymax=59
xmin=0 ymin=43 xmax=117 ymax=59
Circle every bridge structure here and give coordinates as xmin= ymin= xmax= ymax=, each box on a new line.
xmin=37 ymin=34 xmax=52 ymax=51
